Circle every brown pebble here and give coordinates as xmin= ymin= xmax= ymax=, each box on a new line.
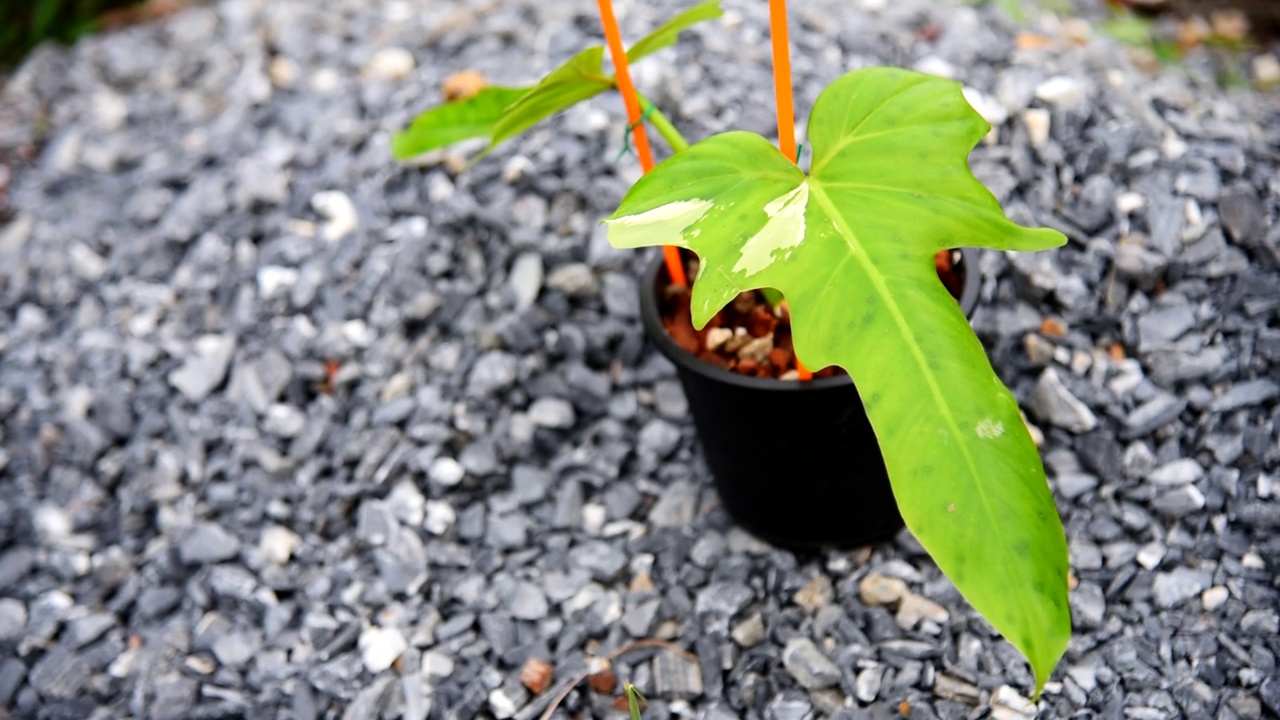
xmin=519 ymin=657 xmax=554 ymax=695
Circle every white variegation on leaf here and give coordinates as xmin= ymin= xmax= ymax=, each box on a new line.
xmin=733 ymin=182 xmax=809 ymax=276
xmin=605 ymin=66 xmax=1071 ymax=695
xmin=606 ymin=199 xmax=711 ymax=249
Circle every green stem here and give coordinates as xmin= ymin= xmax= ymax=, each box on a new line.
xmin=625 ymin=684 xmax=647 ymax=720
xmin=636 ymin=91 xmax=689 ymax=152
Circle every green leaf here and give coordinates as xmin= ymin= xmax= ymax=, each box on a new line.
xmin=486 ymin=46 xmax=614 ymax=153
xmin=32 ymin=0 xmax=60 ymax=39
xmin=624 ymin=683 xmax=647 ymax=720
xmin=392 ymin=4 xmax=720 ymax=162
xmin=1098 ymin=10 xmax=1153 ymax=47
xmin=995 ymin=0 xmax=1026 ymax=25
xmin=605 ymin=67 xmax=1070 ymax=693
xmin=626 ymin=0 xmax=724 ymax=63
xmin=391 ymin=86 xmax=529 ymax=160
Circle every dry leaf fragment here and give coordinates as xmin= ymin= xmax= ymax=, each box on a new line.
xmin=1016 ymin=31 xmax=1053 ymax=50
xmin=1176 ymin=15 xmax=1211 ymax=50
xmin=443 ymin=69 xmax=487 ymax=101
xmin=587 ymin=665 xmax=617 ymax=694
xmin=1040 ymin=317 xmax=1066 ymax=337
xmin=629 ymin=572 xmax=655 ymax=593
xmin=1209 ymin=10 xmax=1249 ymax=42
xmin=519 ymin=657 xmax=554 ymax=695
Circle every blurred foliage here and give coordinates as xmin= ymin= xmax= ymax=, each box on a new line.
xmin=953 ymin=0 xmax=1076 ymax=25
xmin=0 ymin=0 xmax=147 ymax=68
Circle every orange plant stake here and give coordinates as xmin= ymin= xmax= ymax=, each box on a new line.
xmin=768 ymin=0 xmax=812 ymax=380
xmin=768 ymin=0 xmax=797 ymax=164
xmin=596 ymin=0 xmax=689 ymax=288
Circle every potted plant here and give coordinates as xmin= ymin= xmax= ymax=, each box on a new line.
xmin=392 ymin=0 xmax=1070 ymax=698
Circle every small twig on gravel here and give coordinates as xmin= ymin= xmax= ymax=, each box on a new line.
xmin=536 ymin=640 xmax=698 ymax=720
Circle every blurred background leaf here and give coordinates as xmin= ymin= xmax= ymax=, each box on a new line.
xmin=0 ymin=0 xmax=183 ymax=69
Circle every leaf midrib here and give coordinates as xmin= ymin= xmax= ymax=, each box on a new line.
xmin=808 ymin=179 xmax=1026 ymax=636
xmin=810 ymin=78 xmax=926 ymax=176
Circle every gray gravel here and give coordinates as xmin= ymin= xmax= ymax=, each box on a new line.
xmin=1 ymin=0 xmax=1279 ymax=718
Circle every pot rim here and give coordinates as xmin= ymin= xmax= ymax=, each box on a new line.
xmin=638 ymin=247 xmax=983 ymax=392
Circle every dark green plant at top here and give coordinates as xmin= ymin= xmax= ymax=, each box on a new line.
xmin=0 ymin=0 xmax=147 ymax=68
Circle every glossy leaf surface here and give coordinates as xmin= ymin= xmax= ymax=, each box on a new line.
xmin=605 ymin=67 xmax=1070 ymax=693
xmin=393 ymin=4 xmax=723 ymax=161
xmin=487 ymin=46 xmax=614 ymax=152
xmin=390 ymin=86 xmax=528 ymax=160
xmin=626 ymin=0 xmax=723 ymax=62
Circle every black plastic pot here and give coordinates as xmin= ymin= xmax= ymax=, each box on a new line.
xmin=639 ymin=249 xmax=982 ymax=549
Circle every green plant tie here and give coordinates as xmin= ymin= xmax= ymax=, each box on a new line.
xmin=616 ymin=101 xmax=659 ymax=163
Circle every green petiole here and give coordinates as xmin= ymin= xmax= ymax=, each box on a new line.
xmin=624 ymin=683 xmax=647 ymax=720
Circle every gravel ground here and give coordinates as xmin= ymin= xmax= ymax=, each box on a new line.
xmin=1 ymin=0 xmax=1279 ymax=718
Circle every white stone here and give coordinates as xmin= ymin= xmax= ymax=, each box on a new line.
xmin=1018 ymin=106 xmax=1049 ymax=147
xmin=705 ymin=327 xmax=734 ymax=351
xmin=545 ymin=263 xmax=599 ymax=297
xmin=488 ymin=689 xmax=518 ymax=719
xmin=341 ymin=320 xmax=375 ymax=348
xmin=1115 ymin=191 xmax=1146 ymax=214
xmin=311 ymin=191 xmax=358 ymax=241
xmin=62 ymin=386 xmax=93 ymax=421
xmin=169 ymin=334 xmax=237 ymax=402
xmin=855 ymin=665 xmax=883 ymax=703
xmin=93 ymin=90 xmax=129 ymax=132
xmin=1252 ymin=53 xmax=1280 ymax=87
xmin=1034 ymin=76 xmax=1089 ymax=108
xmin=69 ymin=242 xmax=107 ymax=281
xmin=423 ymin=500 xmax=456 ymax=535
xmin=858 ymin=573 xmax=908 ymax=606
xmin=1107 ymin=359 xmax=1145 ymax=395
xmin=507 ymin=252 xmax=543 ymax=312
xmin=915 ymin=56 xmax=957 ymax=79
xmin=963 ymin=86 xmax=1009 ymax=127
xmin=1201 ymin=586 xmax=1229 ymax=612
xmin=423 ymin=650 xmax=455 ymax=678
xmin=1148 ymin=459 xmax=1204 ymax=487
xmin=269 ymin=56 xmax=299 ymax=88
xmin=0 ymin=598 xmax=27 ymax=644
xmin=364 ymin=47 xmax=416 ymax=81
xmin=1242 ymin=552 xmax=1266 ymax=570
xmin=310 ymin=68 xmax=342 ymax=94
xmin=502 ymin=156 xmax=535 ymax=183
xmin=1066 ymin=664 xmax=1097 ymax=692
xmin=428 ymin=457 xmax=465 ymax=487
xmin=386 ymin=481 xmax=426 ymax=526
xmin=731 ymin=613 xmax=766 ymax=647
xmin=359 ymin=626 xmax=407 ymax=674
xmin=0 ymin=215 xmax=33 ymax=256
xmin=427 ymin=173 xmax=454 ymax=203
xmin=257 ymin=266 xmax=299 ymax=298
xmin=582 ymin=503 xmax=607 ymax=536
xmin=990 ymin=685 xmax=1036 ymax=719
xmin=1135 ymin=542 xmax=1166 ymax=570
xmin=108 ymin=649 xmax=137 ymax=679
xmin=263 ymin=404 xmax=306 ymax=438
xmin=895 ymin=593 xmax=949 ymax=630
xmin=528 ymin=397 xmax=575 ymax=429
xmin=1162 ymin=130 xmax=1188 ymax=160
xmin=259 ymin=525 xmax=301 ymax=565
xmin=34 ymin=505 xmax=72 ymax=544
xmin=1029 ymin=367 xmax=1098 ymax=433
